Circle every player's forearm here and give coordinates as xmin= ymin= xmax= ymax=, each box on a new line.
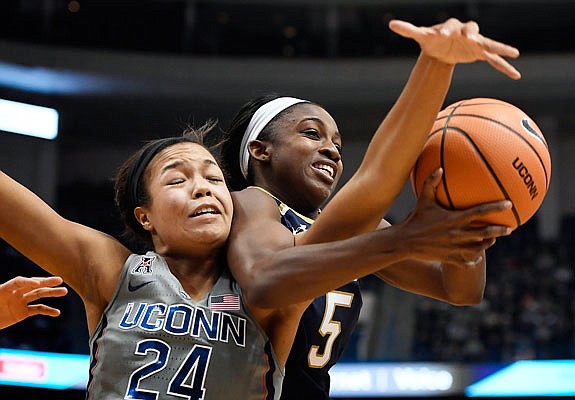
xmin=357 ymin=53 xmax=454 ymax=189
xmin=0 ymin=171 xmax=57 ymax=255
xmin=302 ymin=54 xmax=454 ymax=244
xmin=243 ymin=227 xmax=408 ymax=308
xmin=373 ymin=258 xmax=486 ymax=306
xmin=439 ymin=256 xmax=487 ymax=305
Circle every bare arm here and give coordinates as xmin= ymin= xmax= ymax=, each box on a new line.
xmin=228 ymin=188 xmax=403 ymax=311
xmin=369 ymin=175 xmax=491 ymax=306
xmin=299 ymin=18 xmax=520 ymax=245
xmin=227 ymin=189 xmax=312 ymax=366
xmin=228 ymin=176 xmax=510 ymax=308
xmin=374 ymin=260 xmax=486 ymax=306
xmin=0 ymin=171 xmax=130 ymax=325
xmin=227 ymin=189 xmax=305 ymax=307
xmin=372 ymin=220 xmax=486 ymax=305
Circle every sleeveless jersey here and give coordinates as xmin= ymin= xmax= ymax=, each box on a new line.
xmin=87 ymin=252 xmax=283 ymax=400
xmin=252 ymin=187 xmax=362 ymax=400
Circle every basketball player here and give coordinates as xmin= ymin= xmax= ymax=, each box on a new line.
xmin=0 ymin=275 xmax=68 ymax=329
xmin=220 ymin=18 xmax=520 ymax=399
xmin=0 ymin=125 xmax=289 ymax=399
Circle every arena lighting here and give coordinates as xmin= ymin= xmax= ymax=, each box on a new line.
xmin=466 ymin=360 xmax=575 ymax=397
xmin=1 ymin=349 xmax=574 ymax=396
xmin=329 ymin=361 xmax=575 ymax=397
xmin=329 ymin=362 xmax=461 ymax=397
xmin=0 ymin=99 xmax=59 ymax=140
xmin=0 ymin=348 xmax=88 ymax=390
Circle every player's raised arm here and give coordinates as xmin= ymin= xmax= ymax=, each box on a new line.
xmin=299 ymin=18 xmax=520 ymax=245
xmin=232 ymin=169 xmax=511 ymax=307
xmin=0 ymin=171 xmax=130 ymax=306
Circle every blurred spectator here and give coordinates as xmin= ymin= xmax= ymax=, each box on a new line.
xmin=409 ymin=217 xmax=574 ymax=362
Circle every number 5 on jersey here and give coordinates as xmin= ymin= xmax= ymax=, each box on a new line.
xmin=308 ymin=291 xmax=354 ymax=368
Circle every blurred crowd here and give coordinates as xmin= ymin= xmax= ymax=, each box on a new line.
xmin=411 ymin=218 xmax=574 ymax=362
xmin=1 ymin=181 xmax=573 ymax=363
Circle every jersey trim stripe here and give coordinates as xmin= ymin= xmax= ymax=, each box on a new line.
xmin=263 ymin=340 xmax=277 ymax=400
xmin=248 ymin=186 xmax=316 ymax=224
xmin=86 ymin=313 xmax=107 ymax=400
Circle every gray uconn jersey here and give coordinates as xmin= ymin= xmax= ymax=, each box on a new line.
xmin=87 ymin=252 xmax=283 ymax=400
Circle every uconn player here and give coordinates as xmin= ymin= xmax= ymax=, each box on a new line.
xmin=220 ymin=18 xmax=519 ymax=399
xmin=0 ymin=125 xmax=291 ymax=399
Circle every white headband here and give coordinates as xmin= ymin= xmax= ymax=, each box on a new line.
xmin=239 ymin=96 xmax=309 ymax=179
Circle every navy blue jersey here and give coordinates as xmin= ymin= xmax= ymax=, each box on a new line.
xmin=251 ymin=187 xmax=363 ymax=400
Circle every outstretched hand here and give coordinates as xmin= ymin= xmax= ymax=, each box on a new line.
xmin=0 ymin=276 xmax=68 ymax=330
xmin=389 ymin=18 xmax=521 ymax=80
xmin=397 ymin=168 xmax=512 ymax=266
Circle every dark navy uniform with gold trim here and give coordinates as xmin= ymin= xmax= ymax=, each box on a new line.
xmin=252 ymin=187 xmax=362 ymax=400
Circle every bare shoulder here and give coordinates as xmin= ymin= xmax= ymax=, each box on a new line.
xmin=231 ymin=187 xmax=279 ymax=220
xmin=72 ymin=226 xmax=131 ymax=303
xmin=227 ymin=187 xmax=294 ymax=273
xmin=232 ymin=186 xmax=274 ymax=204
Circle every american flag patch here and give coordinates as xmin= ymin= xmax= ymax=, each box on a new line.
xmin=210 ymin=294 xmax=240 ymax=311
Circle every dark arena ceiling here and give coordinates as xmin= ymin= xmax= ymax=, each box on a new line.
xmin=1 ymin=0 xmax=574 ymax=57
xmin=0 ymin=0 xmax=574 ymax=149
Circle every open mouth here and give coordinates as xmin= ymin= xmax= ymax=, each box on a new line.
xmin=190 ymin=206 xmax=220 ymax=217
xmin=312 ymin=162 xmax=336 ymax=179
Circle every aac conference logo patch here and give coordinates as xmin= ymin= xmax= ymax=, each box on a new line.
xmin=131 ymin=255 xmax=156 ymax=275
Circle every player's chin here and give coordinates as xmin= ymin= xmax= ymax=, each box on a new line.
xmin=309 ymin=182 xmax=333 ymax=205
xmin=196 ymin=233 xmax=229 ymax=251
xmin=311 ymin=166 xmax=337 ymax=186
xmin=187 ymin=223 xmax=230 ymax=243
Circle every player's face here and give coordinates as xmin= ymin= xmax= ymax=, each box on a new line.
xmin=138 ymin=142 xmax=233 ymax=257
xmin=265 ymin=103 xmax=343 ymax=214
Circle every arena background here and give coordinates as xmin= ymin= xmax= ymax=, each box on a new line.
xmin=0 ymin=1 xmax=573 ymax=399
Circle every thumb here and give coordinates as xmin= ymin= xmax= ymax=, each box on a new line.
xmin=420 ymin=168 xmax=443 ymax=199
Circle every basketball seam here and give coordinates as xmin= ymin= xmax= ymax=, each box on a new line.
xmin=443 ymin=112 xmax=550 ymax=190
xmin=442 ymin=106 xmax=457 ymax=209
xmin=447 ymin=100 xmax=516 ymax=110
xmin=419 ymin=99 xmax=542 ymax=228
xmin=444 ymin=125 xmax=522 ymax=227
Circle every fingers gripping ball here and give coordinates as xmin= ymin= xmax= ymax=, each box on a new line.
xmin=411 ymin=98 xmax=551 ymax=231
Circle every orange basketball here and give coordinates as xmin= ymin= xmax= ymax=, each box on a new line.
xmin=410 ymin=98 xmax=551 ymax=231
